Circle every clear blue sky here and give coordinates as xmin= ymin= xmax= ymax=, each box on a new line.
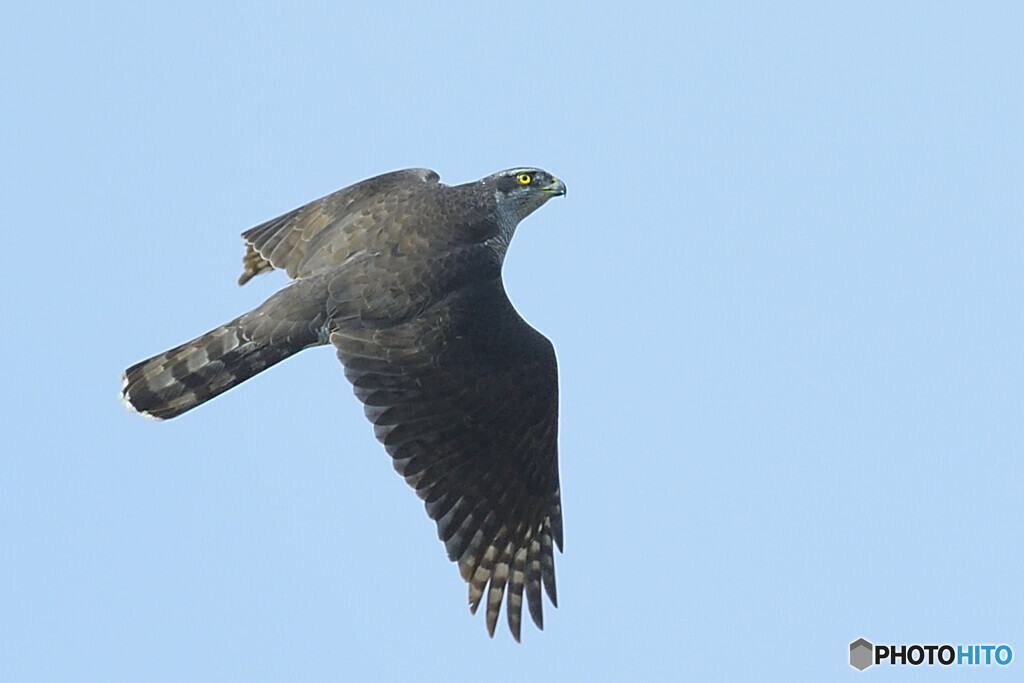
xmin=2 ymin=2 xmax=1021 ymax=680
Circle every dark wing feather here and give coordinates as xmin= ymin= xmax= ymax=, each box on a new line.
xmin=238 ymin=168 xmax=441 ymax=284
xmin=330 ymin=279 xmax=562 ymax=641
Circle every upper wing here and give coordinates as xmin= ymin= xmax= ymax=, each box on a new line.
xmin=237 ymin=168 xmax=441 ymax=285
xmin=330 ymin=279 xmax=562 ymax=641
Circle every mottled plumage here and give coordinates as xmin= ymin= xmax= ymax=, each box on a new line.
xmin=120 ymin=167 xmax=566 ymax=640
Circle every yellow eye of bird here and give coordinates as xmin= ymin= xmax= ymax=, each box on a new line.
xmin=517 ymin=173 xmax=532 ymax=186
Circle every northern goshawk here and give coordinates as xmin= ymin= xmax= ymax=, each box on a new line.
xmin=120 ymin=167 xmax=566 ymax=640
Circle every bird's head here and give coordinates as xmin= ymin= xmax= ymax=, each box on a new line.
xmin=488 ymin=168 xmax=566 ymax=223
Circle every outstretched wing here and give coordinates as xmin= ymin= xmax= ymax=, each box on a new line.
xmin=331 ymin=279 xmax=562 ymax=641
xmin=237 ymin=168 xmax=441 ymax=284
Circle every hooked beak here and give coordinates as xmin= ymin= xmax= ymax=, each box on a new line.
xmin=545 ymin=177 xmax=567 ymax=197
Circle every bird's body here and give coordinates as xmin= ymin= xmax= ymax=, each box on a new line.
xmin=121 ymin=167 xmax=566 ymax=640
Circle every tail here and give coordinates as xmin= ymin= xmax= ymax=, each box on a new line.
xmin=121 ymin=314 xmax=315 ymax=420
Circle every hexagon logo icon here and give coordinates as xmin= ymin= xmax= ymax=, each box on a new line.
xmin=850 ymin=638 xmax=874 ymax=671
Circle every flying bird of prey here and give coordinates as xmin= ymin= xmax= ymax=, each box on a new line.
xmin=120 ymin=167 xmax=566 ymax=640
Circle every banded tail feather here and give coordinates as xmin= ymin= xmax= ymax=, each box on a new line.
xmin=120 ymin=316 xmax=313 ymax=420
